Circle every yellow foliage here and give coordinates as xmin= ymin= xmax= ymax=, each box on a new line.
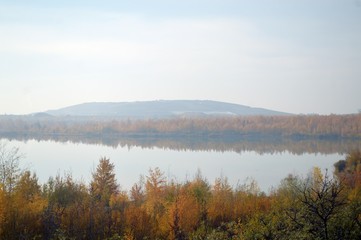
xmin=312 ymin=166 xmax=324 ymax=190
xmin=0 ymin=187 xmax=5 ymax=235
xmin=173 ymin=193 xmax=200 ymax=232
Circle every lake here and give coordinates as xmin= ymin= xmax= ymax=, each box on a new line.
xmin=2 ymin=137 xmax=356 ymax=192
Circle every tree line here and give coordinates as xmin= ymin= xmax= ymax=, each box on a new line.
xmin=0 ymin=114 xmax=360 ymax=139
xmin=0 ymin=142 xmax=360 ymax=239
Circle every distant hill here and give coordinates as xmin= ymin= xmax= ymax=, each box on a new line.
xmin=45 ymin=100 xmax=289 ymax=118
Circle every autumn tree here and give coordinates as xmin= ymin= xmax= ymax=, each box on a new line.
xmin=109 ymin=190 xmax=129 ymax=237
xmin=129 ymin=175 xmax=145 ymax=206
xmin=11 ymin=171 xmax=46 ymax=238
xmin=187 ymin=170 xmax=211 ymax=238
xmin=149 ymin=176 xmax=210 ymax=240
xmin=0 ymin=141 xmax=23 ymax=194
xmin=334 ymin=150 xmax=361 ymax=238
xmin=91 ymin=157 xmax=119 ymax=203
xmin=145 ymin=167 xmax=167 ymax=238
xmin=334 ymin=150 xmax=361 ymax=188
xmin=0 ymin=142 xmax=27 ymax=239
xmin=208 ymin=176 xmax=234 ymax=227
xmin=233 ymin=178 xmax=263 ymax=223
xmin=0 ymin=186 xmax=5 ymax=236
xmin=124 ymin=204 xmax=152 ymax=239
xmin=90 ymin=157 xmax=119 ymax=239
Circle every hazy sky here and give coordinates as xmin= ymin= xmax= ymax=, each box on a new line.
xmin=1 ymin=0 xmax=360 ymax=115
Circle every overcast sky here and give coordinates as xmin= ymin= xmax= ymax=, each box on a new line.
xmin=1 ymin=0 xmax=360 ymax=115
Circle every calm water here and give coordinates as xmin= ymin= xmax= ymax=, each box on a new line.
xmin=4 ymin=138 xmax=346 ymax=192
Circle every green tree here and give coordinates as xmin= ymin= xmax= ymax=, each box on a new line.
xmin=42 ymin=173 xmax=89 ymax=239
xmin=286 ymin=169 xmax=348 ymax=239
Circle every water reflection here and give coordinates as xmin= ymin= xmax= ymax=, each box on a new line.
xmin=2 ymin=133 xmax=360 ymax=154
xmin=0 ymin=135 xmax=353 ymax=192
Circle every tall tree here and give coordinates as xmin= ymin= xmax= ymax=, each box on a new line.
xmin=209 ymin=176 xmax=234 ymax=227
xmin=90 ymin=157 xmax=119 ymax=239
xmin=91 ymin=157 xmax=119 ymax=203
xmin=286 ymin=168 xmax=348 ymax=240
xmin=145 ymin=167 xmax=167 ymax=238
xmin=0 ymin=141 xmax=23 ymax=194
xmin=334 ymin=150 xmax=361 ymax=188
xmin=11 ymin=171 xmax=46 ymax=239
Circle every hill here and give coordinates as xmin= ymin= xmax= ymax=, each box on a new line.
xmin=45 ymin=100 xmax=289 ymax=118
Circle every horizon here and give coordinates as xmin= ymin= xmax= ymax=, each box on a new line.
xmin=1 ymin=0 xmax=361 ymax=115
xmin=1 ymin=99 xmax=358 ymax=116
xmin=3 ymin=99 xmax=290 ymax=116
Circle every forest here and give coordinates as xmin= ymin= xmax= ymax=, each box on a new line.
xmin=0 ymin=114 xmax=360 ymax=139
xmin=0 ymin=142 xmax=360 ymax=240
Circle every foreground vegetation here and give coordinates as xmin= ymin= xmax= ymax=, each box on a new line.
xmin=0 ymin=143 xmax=360 ymax=239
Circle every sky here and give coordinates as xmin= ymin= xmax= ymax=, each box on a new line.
xmin=1 ymin=0 xmax=360 ymax=115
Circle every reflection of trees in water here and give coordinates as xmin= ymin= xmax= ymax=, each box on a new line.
xmin=1 ymin=134 xmax=360 ymax=155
